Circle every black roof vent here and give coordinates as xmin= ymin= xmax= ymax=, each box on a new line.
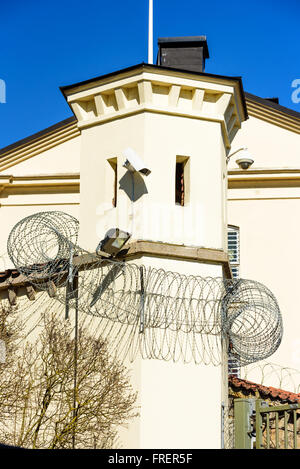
xmin=157 ymin=36 xmax=209 ymax=73
xmin=264 ymin=97 xmax=279 ymax=104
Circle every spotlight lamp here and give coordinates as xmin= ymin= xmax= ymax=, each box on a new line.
xmin=96 ymin=228 xmax=131 ymax=257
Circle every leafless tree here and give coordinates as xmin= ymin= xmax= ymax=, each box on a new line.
xmin=0 ymin=308 xmax=138 ymax=449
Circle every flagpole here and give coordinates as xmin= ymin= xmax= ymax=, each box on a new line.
xmin=148 ymin=0 xmax=153 ymax=64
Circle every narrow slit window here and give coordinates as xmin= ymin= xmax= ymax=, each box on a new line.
xmin=228 ymin=354 xmax=240 ymax=378
xmin=227 ymin=225 xmax=240 ymax=278
xmin=175 ymin=156 xmax=190 ymax=206
xmin=107 ymin=158 xmax=117 ymax=207
xmin=227 ymin=225 xmax=241 ymax=377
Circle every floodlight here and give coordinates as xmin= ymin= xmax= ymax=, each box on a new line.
xmin=96 ymin=228 xmax=131 ymax=257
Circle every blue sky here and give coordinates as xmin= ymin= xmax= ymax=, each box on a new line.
xmin=0 ymin=0 xmax=299 ymax=148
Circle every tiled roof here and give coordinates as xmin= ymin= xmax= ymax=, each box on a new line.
xmin=229 ymin=375 xmax=300 ymax=404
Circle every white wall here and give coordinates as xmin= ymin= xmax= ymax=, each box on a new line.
xmin=228 ymin=113 xmax=300 ymax=374
xmin=79 ymin=112 xmax=227 ymax=254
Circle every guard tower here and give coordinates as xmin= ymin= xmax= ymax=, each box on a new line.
xmin=61 ymin=60 xmax=247 ymax=448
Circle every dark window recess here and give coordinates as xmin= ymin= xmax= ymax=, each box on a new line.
xmin=227 ymin=226 xmax=240 ymax=279
xmin=175 ymin=162 xmax=185 ymax=206
xmin=113 ymin=164 xmax=117 ymax=207
xmin=108 ymin=158 xmax=117 ymax=207
xmin=228 ymin=354 xmax=241 ymax=378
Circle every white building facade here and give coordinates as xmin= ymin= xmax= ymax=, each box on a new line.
xmin=0 ymin=42 xmax=298 ymax=448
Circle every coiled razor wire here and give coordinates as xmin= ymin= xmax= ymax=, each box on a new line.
xmin=7 ymin=211 xmax=283 ymax=366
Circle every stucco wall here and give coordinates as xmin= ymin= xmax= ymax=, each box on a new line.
xmin=0 ymin=134 xmax=81 ymax=269
xmin=228 ymin=113 xmax=300 ymax=375
xmin=228 ymin=115 xmax=299 ymax=170
xmin=117 ymin=256 xmax=225 ymax=449
xmin=79 ymin=111 xmax=227 ymax=253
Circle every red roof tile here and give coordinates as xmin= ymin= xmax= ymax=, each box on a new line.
xmin=229 ymin=375 xmax=300 ymax=403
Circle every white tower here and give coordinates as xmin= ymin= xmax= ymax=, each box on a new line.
xmin=61 ymin=59 xmax=247 ymax=448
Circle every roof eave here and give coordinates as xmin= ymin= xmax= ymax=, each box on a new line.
xmin=60 ymin=62 xmax=248 ymax=121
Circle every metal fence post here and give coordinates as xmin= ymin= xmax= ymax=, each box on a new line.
xmin=234 ymin=398 xmax=254 ymax=449
xmin=255 ymin=399 xmax=263 ymax=449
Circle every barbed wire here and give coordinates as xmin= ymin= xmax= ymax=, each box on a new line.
xmin=7 ymin=211 xmax=283 ymax=366
xmin=241 ymin=361 xmax=300 ymax=393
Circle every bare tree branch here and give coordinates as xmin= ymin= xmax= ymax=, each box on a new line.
xmin=0 ymin=309 xmax=138 ymax=449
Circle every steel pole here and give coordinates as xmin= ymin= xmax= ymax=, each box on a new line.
xmin=148 ymin=0 xmax=153 ymax=64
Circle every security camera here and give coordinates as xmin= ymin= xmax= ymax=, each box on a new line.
xmin=227 ymin=147 xmax=254 ymax=167
xmin=123 ymin=147 xmax=151 ymax=176
xmin=236 ymin=158 xmax=254 ymax=170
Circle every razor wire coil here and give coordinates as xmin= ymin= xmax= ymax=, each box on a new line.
xmin=7 ymin=211 xmax=283 ymax=366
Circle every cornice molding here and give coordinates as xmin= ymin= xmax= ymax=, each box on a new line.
xmin=245 ymin=97 xmax=300 ymax=134
xmin=228 ymin=168 xmax=300 ymax=188
xmin=0 ymin=241 xmax=232 ymax=298
xmin=63 ymin=67 xmax=246 ymax=149
xmin=0 ymin=173 xmax=80 ymax=195
xmin=124 ymin=240 xmax=232 ymax=279
xmin=1 ymin=69 xmax=298 ymax=176
xmin=228 ymin=168 xmax=300 ymax=175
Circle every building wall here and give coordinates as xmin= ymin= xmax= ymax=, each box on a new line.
xmin=75 ymin=67 xmax=238 ymax=446
xmin=228 ymin=114 xmax=300 ymax=376
xmin=0 ymin=135 xmax=81 ymax=269
xmin=229 ymin=115 xmax=299 ymax=169
xmin=5 ymin=134 xmax=81 ymax=176
xmin=1 ymin=105 xmax=297 ymax=447
xmin=79 ymin=112 xmax=227 ymax=253
xmin=117 ymin=256 xmax=225 ymax=449
xmin=4 ymin=68 xmax=287 ymax=449
xmin=0 ymin=115 xmax=229 ymax=448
